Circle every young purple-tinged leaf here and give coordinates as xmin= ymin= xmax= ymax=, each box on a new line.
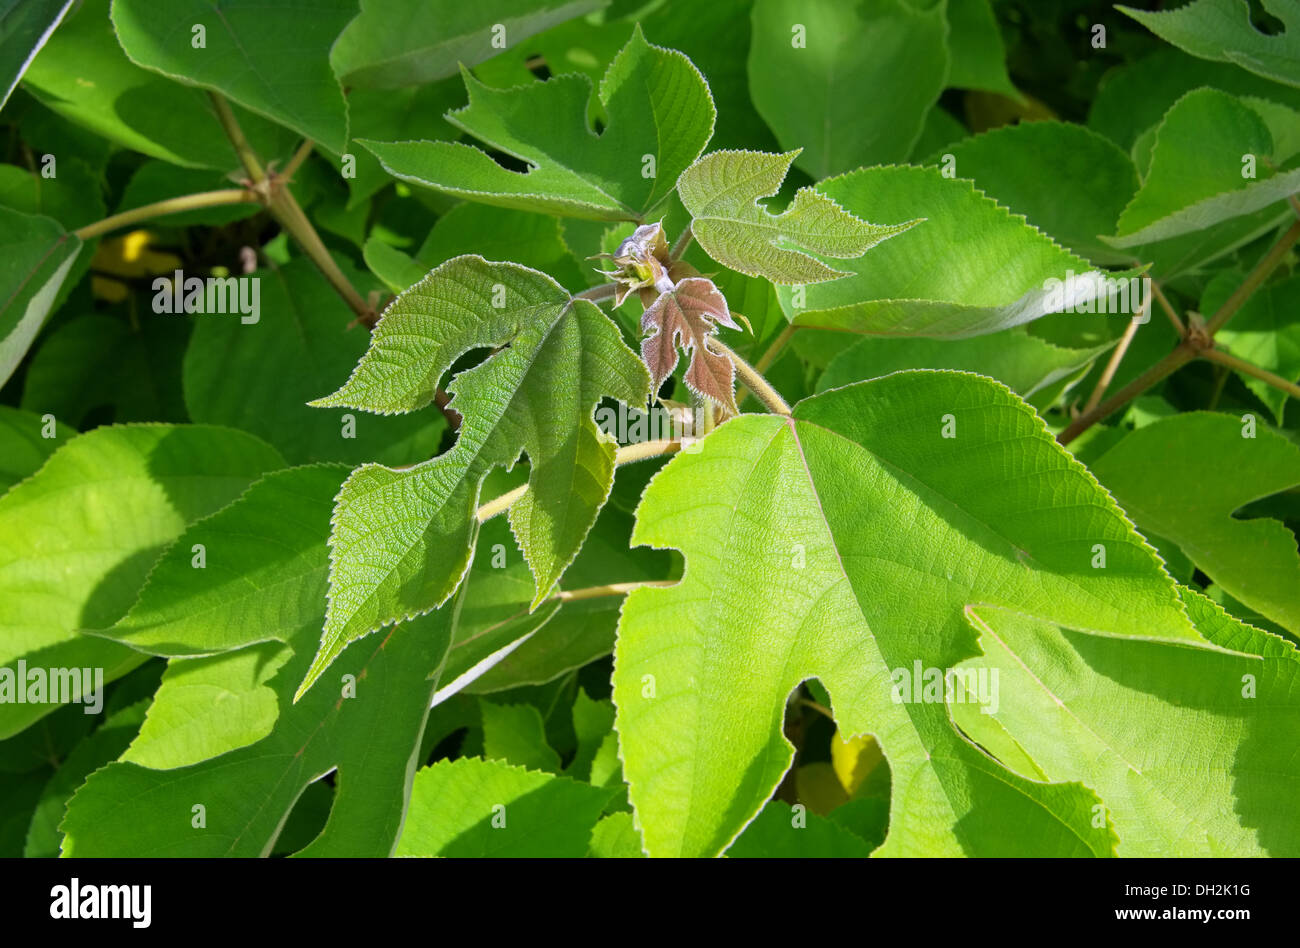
xmin=676 ymin=149 xmax=920 ymax=284
xmin=641 ymin=276 xmax=740 ymax=413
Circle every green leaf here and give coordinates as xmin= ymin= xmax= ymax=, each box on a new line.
xmin=0 ymin=405 xmax=73 ymax=492
xmin=0 ymin=205 xmax=78 ymax=388
xmin=1119 ymin=0 xmax=1300 ymax=90
xmin=396 ymin=757 xmax=612 ymax=856
xmin=1205 ymin=271 xmax=1300 ymax=423
xmin=0 ymin=424 xmax=284 ymax=738
xmin=1088 ymin=48 xmax=1300 ymax=152
xmin=104 ymin=464 xmax=349 ymax=656
xmin=950 ymin=588 xmax=1300 ymax=855
xmin=1108 ymin=89 xmax=1300 ymax=249
xmin=122 ymin=643 xmax=290 ymax=769
xmin=728 ymin=800 xmax=874 ymax=857
xmin=300 ymin=256 xmax=649 ymax=697
xmin=438 ymin=503 xmax=668 ymax=697
xmin=816 ymin=328 xmax=1107 ymax=402
xmin=22 ymin=699 xmax=147 ymax=857
xmin=22 ymin=313 xmax=190 ymax=426
xmin=481 ymin=700 xmax=562 ymax=773
xmin=331 ymin=0 xmax=607 ymax=90
xmin=943 ymin=0 xmax=1017 ymax=98
xmin=360 ymin=26 xmax=715 ymax=221
xmin=22 ymin=0 xmax=296 ymax=170
xmin=1090 ymin=412 xmax=1300 ymax=636
xmin=748 ymin=0 xmax=948 ymax=178
xmin=182 ymin=258 xmax=445 ymax=465
xmin=0 ymin=0 xmax=73 ymax=111
xmin=60 ymin=606 xmax=453 ymax=856
xmin=110 ymin=0 xmax=354 ymax=153
xmin=614 ymin=371 xmax=1202 ymax=857
xmin=588 ymin=810 xmax=644 ymax=857
xmin=785 ymin=166 xmax=1123 ymax=337
xmin=677 ymin=150 xmax=918 ymax=285
xmin=926 ymin=121 xmax=1139 ymax=264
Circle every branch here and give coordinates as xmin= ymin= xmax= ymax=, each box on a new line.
xmin=209 ymin=92 xmax=266 ymax=184
xmin=552 ymin=580 xmax=676 ymax=603
xmin=475 ymin=438 xmax=682 ymax=522
xmin=73 ymin=189 xmax=257 ymax=241
xmin=713 ymin=339 xmax=791 ymax=415
xmin=280 ymin=139 xmax=315 ymax=182
xmin=1058 ymin=345 xmax=1195 ymax=446
xmin=1201 ymin=347 xmax=1300 ymax=401
xmin=1149 ymin=281 xmax=1186 ymax=338
xmin=1083 ymin=307 xmax=1145 ymax=414
xmin=1206 ymin=218 xmax=1300 ymax=335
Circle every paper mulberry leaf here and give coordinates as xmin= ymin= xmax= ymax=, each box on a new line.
xmin=396 ymin=757 xmax=613 ymax=857
xmin=614 ymin=370 xmax=1206 ymax=857
xmin=676 ymin=149 xmax=918 ymax=284
xmin=952 ymin=588 xmax=1300 ymax=855
xmin=360 ymin=26 xmax=715 ymax=221
xmin=1107 ymin=89 xmax=1300 ymax=248
xmin=300 ymin=256 xmax=650 ymax=699
xmin=1119 ymin=0 xmax=1300 ymax=89
xmin=784 ymin=166 xmax=1128 ymax=337
xmin=110 ymin=0 xmax=354 ymax=153
xmin=0 ymin=205 xmax=79 ymax=388
xmin=1090 ymin=412 xmax=1300 ymax=636
xmin=0 ymin=424 xmax=284 ymax=739
xmin=641 ymin=277 xmax=740 ymax=412
xmin=330 ymin=0 xmax=604 ymax=90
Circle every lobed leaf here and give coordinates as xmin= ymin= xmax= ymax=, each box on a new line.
xmin=361 ymin=25 xmax=715 ymax=221
xmin=677 ymin=149 xmax=918 ymax=284
xmin=1119 ymin=0 xmax=1300 ymax=89
xmin=299 ymin=256 xmax=649 ymax=698
xmin=1090 ymin=412 xmax=1300 ymax=636
xmin=614 ymin=370 xmax=1204 ymax=857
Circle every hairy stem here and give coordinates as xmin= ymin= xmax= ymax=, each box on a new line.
xmin=1201 ymin=347 xmax=1300 ymax=401
xmin=1206 ymin=218 xmax=1300 ymax=335
xmin=669 ymin=223 xmax=693 ymax=262
xmin=475 ymin=438 xmax=682 ymax=522
xmin=574 ymin=282 xmax=617 ymax=303
xmin=714 ymin=339 xmax=792 ymax=415
xmin=1058 ymin=345 xmax=1195 ymax=445
xmin=73 ymin=189 xmax=257 ymax=241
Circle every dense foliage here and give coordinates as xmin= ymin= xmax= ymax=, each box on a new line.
xmin=2 ymin=0 xmax=1298 ymax=858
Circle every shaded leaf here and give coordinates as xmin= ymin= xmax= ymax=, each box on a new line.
xmin=111 ymin=0 xmax=353 ymax=152
xmin=331 ymin=0 xmax=606 ymax=90
xmin=396 ymin=756 xmax=612 ymax=857
xmin=1090 ymin=411 xmax=1300 ymax=636
xmin=748 ymin=0 xmax=948 ymax=178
